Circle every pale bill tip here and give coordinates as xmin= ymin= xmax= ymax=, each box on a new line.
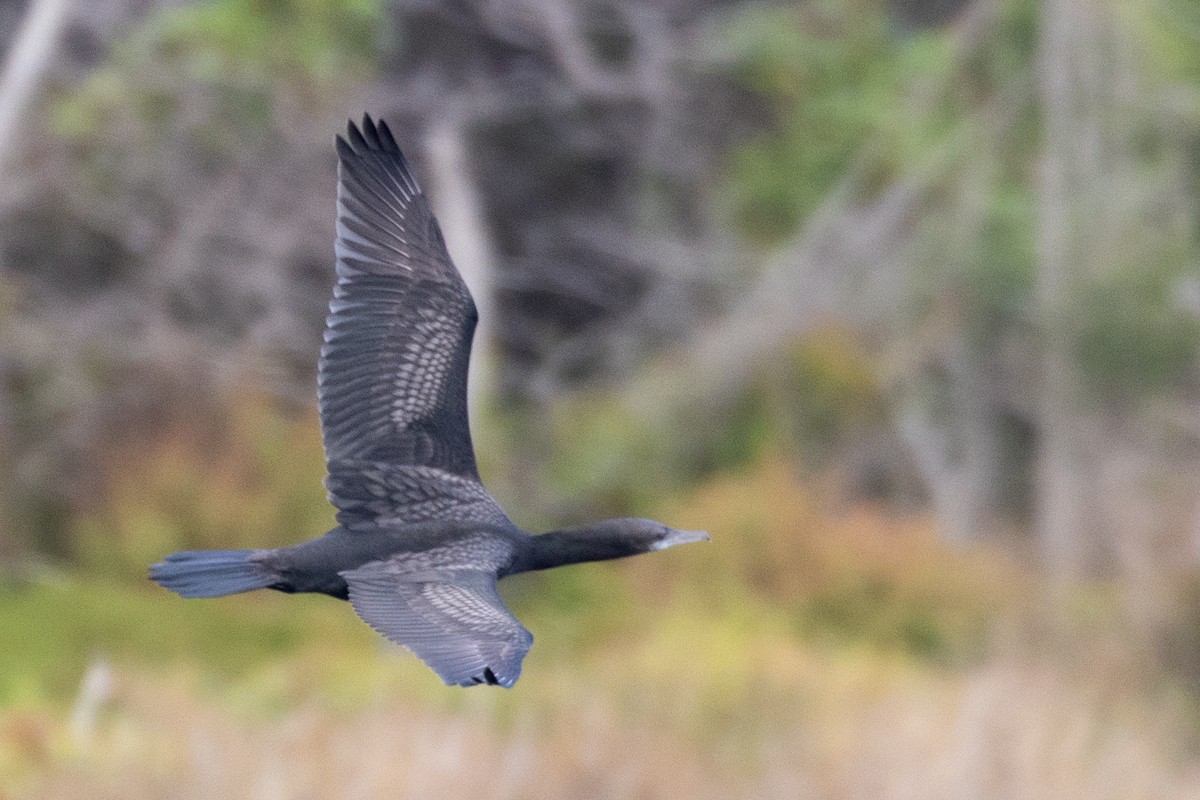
xmin=655 ymin=528 xmax=711 ymax=550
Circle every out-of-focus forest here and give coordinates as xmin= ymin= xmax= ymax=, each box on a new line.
xmin=4 ymin=0 xmax=1200 ymax=797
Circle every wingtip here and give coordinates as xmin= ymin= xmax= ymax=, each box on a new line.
xmin=376 ymin=117 xmax=399 ymax=152
xmin=346 ymin=117 xmax=368 ymax=151
xmin=360 ymin=113 xmax=382 ymax=148
xmin=458 ymin=666 xmax=516 ymax=688
xmin=340 ymin=113 xmax=401 ymax=158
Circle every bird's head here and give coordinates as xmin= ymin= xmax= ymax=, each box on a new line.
xmin=518 ymin=517 xmax=711 ymax=573
xmin=588 ymin=517 xmax=711 ymax=552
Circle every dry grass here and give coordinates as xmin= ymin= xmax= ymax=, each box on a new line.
xmin=7 ymin=645 xmax=1200 ymax=800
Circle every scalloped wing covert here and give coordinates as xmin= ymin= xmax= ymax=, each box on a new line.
xmin=342 ymin=551 xmax=532 ymax=688
xmin=320 ymin=115 xmax=507 ymax=530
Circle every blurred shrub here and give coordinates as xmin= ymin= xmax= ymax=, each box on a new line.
xmin=724 ymin=4 xmax=890 ymax=243
xmin=146 ymin=0 xmax=382 ymax=90
xmin=55 ymin=0 xmax=381 ymax=143
xmin=781 ymin=326 xmax=885 ymax=462
xmin=57 ymin=377 xmax=1019 ymax=668
xmin=1151 ymin=571 xmax=1200 ymax=699
xmin=657 ymin=458 xmax=1026 ymax=662
xmin=723 ymin=4 xmax=958 ymax=244
xmin=538 ymin=393 xmax=679 ymax=518
xmin=529 ymin=327 xmax=888 ymax=525
xmin=1075 ymin=266 xmax=1200 ymax=403
xmin=531 ymin=382 xmax=782 ymax=521
xmin=72 ymin=394 xmax=334 ymax=579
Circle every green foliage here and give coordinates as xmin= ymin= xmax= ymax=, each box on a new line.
xmin=967 ymin=181 xmax=1038 ymax=328
xmin=802 ymin=575 xmax=975 ymax=661
xmin=903 ymin=165 xmax=1040 ymax=368
xmin=687 ymin=328 xmax=887 ymax=473
xmin=53 ymin=0 xmax=382 ymax=162
xmin=1075 ymin=267 xmax=1200 ymax=400
xmin=724 ymin=6 xmax=884 ymax=242
xmin=0 ymin=574 xmax=367 ymax=706
xmin=502 ymin=566 xmax=639 ymax=662
xmin=1128 ymin=0 xmax=1200 ymax=116
xmin=704 ymin=384 xmax=778 ymax=473
xmin=147 ymin=0 xmax=382 ymax=89
xmin=536 ymin=392 xmax=692 ymax=518
xmin=516 ymin=327 xmax=886 ymax=523
xmin=723 ymin=5 xmax=956 ymax=243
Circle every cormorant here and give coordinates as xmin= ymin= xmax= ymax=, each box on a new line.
xmin=149 ymin=115 xmax=709 ymax=688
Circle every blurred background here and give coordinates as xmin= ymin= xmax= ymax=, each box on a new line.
xmin=3 ymin=0 xmax=1200 ymax=797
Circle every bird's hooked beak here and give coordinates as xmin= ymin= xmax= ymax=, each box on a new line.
xmin=653 ymin=527 xmax=712 ymax=551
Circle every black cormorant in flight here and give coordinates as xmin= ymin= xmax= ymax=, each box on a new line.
xmin=150 ymin=115 xmax=709 ymax=688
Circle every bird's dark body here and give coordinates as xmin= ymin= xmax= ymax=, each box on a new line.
xmin=259 ymin=518 xmax=684 ymax=597
xmin=150 ymin=115 xmax=708 ymax=688
xmin=260 ymin=523 xmax=523 ymax=598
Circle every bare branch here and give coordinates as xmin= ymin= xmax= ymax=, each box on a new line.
xmin=0 ymin=0 xmax=72 ymax=175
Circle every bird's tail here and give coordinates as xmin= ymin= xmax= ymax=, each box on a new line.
xmin=149 ymin=549 xmax=275 ymax=598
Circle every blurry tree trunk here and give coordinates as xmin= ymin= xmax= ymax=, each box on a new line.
xmin=893 ymin=336 xmax=1003 ymax=545
xmin=1034 ymin=0 xmax=1113 ymax=574
xmin=0 ymin=0 xmax=72 ymax=559
xmin=0 ymin=0 xmax=71 ymax=176
xmin=423 ymin=117 xmax=497 ymax=420
xmin=889 ymin=131 xmax=1006 ymax=544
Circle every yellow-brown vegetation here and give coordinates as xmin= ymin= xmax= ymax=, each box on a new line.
xmin=3 ymin=399 xmax=1198 ymax=799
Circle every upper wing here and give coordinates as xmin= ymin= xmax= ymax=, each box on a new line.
xmin=342 ymin=560 xmax=533 ymax=688
xmin=325 ymin=462 xmax=507 ymax=529
xmin=321 ymin=115 xmax=498 ymax=528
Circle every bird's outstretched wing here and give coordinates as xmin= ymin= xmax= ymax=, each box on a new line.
xmin=321 ymin=115 xmax=506 ymax=529
xmin=342 ymin=559 xmax=533 ymax=688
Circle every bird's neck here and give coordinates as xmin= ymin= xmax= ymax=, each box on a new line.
xmin=508 ymin=525 xmax=645 ymax=575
